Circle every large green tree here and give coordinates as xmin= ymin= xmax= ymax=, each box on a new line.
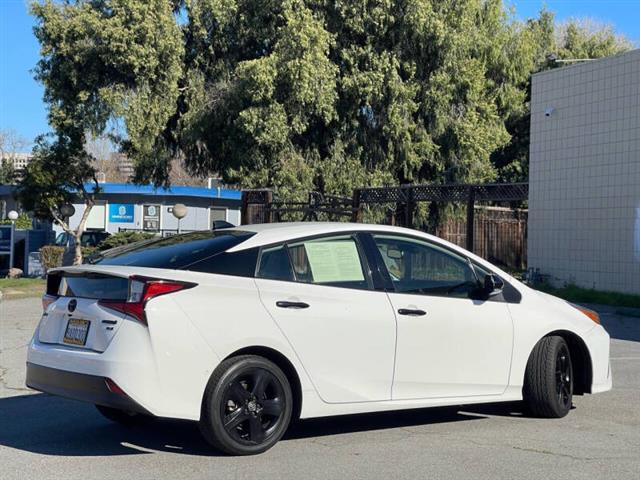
xmin=492 ymin=10 xmax=634 ymax=182
xmin=27 ymin=0 xmax=635 ymax=209
xmin=21 ymin=0 xmax=183 ymax=264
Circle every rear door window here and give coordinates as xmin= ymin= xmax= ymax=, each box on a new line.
xmin=287 ymin=235 xmax=371 ymax=290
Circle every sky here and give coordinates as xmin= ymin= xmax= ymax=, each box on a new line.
xmin=1 ymin=0 xmax=639 ymax=151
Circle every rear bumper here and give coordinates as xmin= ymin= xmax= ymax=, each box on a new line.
xmin=26 ymin=362 xmax=151 ymax=415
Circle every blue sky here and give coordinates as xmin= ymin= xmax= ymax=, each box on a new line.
xmin=1 ymin=0 xmax=639 ymax=150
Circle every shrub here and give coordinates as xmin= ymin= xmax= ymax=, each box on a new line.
xmin=39 ymin=245 xmax=64 ymax=272
xmin=97 ymin=231 xmax=156 ymax=250
xmin=0 ymin=213 xmax=32 ymax=229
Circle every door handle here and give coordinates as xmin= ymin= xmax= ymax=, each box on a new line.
xmin=276 ymin=301 xmax=310 ymax=309
xmin=398 ymin=308 xmax=426 ymax=316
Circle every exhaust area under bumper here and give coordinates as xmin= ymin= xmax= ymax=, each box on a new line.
xmin=26 ymin=362 xmax=152 ymax=415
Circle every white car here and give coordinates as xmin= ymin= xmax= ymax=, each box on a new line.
xmin=27 ymin=223 xmax=612 ymax=455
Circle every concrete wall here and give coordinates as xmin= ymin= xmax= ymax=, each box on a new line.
xmin=528 ymin=49 xmax=640 ymax=294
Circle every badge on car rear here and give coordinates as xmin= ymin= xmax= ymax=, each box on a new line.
xmin=68 ymin=299 xmax=77 ymax=313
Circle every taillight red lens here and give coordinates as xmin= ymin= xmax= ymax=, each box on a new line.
xmin=42 ymin=294 xmax=58 ymax=312
xmin=99 ymin=276 xmax=195 ymax=325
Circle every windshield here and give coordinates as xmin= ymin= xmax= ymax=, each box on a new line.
xmin=89 ymin=230 xmax=254 ymax=269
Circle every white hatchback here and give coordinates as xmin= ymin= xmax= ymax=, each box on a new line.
xmin=27 ymin=223 xmax=612 ymax=455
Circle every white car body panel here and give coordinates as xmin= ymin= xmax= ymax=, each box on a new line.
xmin=387 ymin=293 xmax=513 ymax=399
xmin=27 ymin=223 xmax=612 ymax=422
xmin=255 ymin=278 xmax=397 ymax=403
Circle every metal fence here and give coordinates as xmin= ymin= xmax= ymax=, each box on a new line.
xmin=240 ymin=182 xmax=529 ymax=271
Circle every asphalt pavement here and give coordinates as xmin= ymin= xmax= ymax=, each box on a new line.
xmin=1 ymin=296 xmax=638 ymax=480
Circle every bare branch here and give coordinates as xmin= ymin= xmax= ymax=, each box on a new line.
xmin=49 ymin=207 xmax=72 ymax=233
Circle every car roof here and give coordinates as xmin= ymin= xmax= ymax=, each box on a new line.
xmin=228 ymin=222 xmax=522 ymax=289
xmin=228 ymin=222 xmax=443 ymax=251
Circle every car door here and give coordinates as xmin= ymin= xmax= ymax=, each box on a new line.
xmin=369 ymin=233 xmax=513 ymax=400
xmin=254 ymin=233 xmax=397 ymax=404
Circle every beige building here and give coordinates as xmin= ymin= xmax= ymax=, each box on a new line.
xmin=1 ymin=152 xmax=32 ymax=174
xmin=528 ymin=49 xmax=640 ymax=295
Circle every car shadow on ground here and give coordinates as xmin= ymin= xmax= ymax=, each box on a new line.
xmin=0 ymin=393 xmax=522 ymax=457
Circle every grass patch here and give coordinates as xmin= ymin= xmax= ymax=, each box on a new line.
xmin=535 ymin=283 xmax=640 ymax=309
xmin=0 ymin=277 xmax=46 ymax=300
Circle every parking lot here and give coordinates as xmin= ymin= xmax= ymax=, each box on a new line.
xmin=1 ymin=296 xmax=638 ymax=480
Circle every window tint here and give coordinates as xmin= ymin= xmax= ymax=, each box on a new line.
xmin=185 ymin=248 xmax=259 ymax=277
xmin=257 ymin=245 xmax=294 ymax=281
xmin=373 ymin=235 xmax=478 ymax=298
xmin=287 ymin=236 xmax=370 ymax=290
xmin=92 ymin=231 xmax=254 ymax=269
xmin=57 ymin=273 xmax=129 ymax=300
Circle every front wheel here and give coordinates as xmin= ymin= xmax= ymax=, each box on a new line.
xmin=523 ymin=335 xmax=573 ymax=418
xmin=199 ymin=355 xmax=293 ymax=455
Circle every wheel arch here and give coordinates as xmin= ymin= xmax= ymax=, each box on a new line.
xmin=222 ymin=346 xmax=303 ymax=421
xmin=525 ymin=329 xmax=593 ymax=395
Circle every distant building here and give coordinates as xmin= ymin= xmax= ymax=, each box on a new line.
xmin=1 ymin=152 xmax=32 ymax=177
xmin=54 ymin=182 xmax=242 ymax=237
xmin=112 ymin=152 xmax=134 ymax=176
xmin=528 ymin=49 xmax=640 ymax=294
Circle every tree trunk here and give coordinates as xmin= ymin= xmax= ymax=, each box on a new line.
xmin=73 ymin=233 xmax=83 ymax=265
xmin=72 ymin=201 xmax=94 ymax=265
xmin=52 ymin=200 xmax=94 ymax=266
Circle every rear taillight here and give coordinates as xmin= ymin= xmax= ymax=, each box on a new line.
xmin=42 ymin=294 xmax=58 ymax=312
xmin=99 ymin=276 xmax=196 ymax=325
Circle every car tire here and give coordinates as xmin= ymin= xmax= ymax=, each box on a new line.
xmin=199 ymin=355 xmax=293 ymax=455
xmin=95 ymin=405 xmax=152 ymax=426
xmin=523 ymin=335 xmax=573 ymax=418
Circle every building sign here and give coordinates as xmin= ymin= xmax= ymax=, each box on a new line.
xmin=143 ymin=204 xmax=160 ymax=231
xmin=108 ymin=204 xmax=134 ymax=223
xmin=28 ymin=252 xmax=44 ymax=277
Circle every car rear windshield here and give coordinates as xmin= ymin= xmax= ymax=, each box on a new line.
xmin=50 ymin=273 xmax=130 ymax=300
xmin=89 ymin=230 xmax=255 ymax=270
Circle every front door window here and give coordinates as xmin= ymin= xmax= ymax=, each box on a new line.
xmin=373 ymin=235 xmax=478 ymax=298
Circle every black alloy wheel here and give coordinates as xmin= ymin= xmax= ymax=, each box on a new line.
xmin=555 ymin=342 xmax=573 ymax=411
xmin=221 ymin=367 xmax=285 ymax=445
xmin=524 ymin=335 xmax=574 ymax=418
xmin=200 ymin=355 xmax=293 ymax=455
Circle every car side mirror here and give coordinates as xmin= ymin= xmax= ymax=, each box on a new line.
xmin=483 ymin=274 xmax=504 ymax=297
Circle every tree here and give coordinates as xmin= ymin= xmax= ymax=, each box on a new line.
xmin=170 ymin=0 xmax=519 ymax=199
xmin=22 ymin=0 xmax=184 ymax=264
xmin=28 ymin=0 xmax=635 ymax=208
xmin=0 ymin=129 xmax=28 ymax=184
xmin=0 ymin=159 xmax=15 ymax=185
xmin=17 ymin=134 xmax=100 ymax=265
xmin=492 ymin=10 xmax=633 ymax=182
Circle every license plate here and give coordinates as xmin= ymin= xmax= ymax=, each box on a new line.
xmin=63 ymin=318 xmax=90 ymax=346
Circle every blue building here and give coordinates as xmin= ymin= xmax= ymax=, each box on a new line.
xmin=56 ymin=183 xmax=242 ymax=236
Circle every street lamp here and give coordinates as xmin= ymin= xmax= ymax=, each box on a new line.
xmin=7 ymin=210 xmax=19 ymax=224
xmin=172 ymin=203 xmax=188 ymax=234
xmin=59 ymin=203 xmax=75 ymax=219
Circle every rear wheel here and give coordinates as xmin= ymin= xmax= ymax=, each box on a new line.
xmin=95 ymin=405 xmax=151 ymax=426
xmin=523 ymin=335 xmax=573 ymax=418
xmin=199 ymin=355 xmax=292 ymax=455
